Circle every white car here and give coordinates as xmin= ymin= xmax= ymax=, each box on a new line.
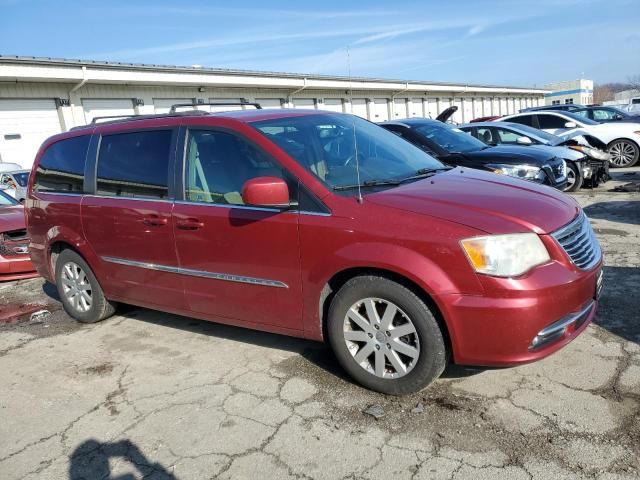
xmin=498 ymin=111 xmax=640 ymax=167
xmin=0 ymin=169 xmax=30 ymax=203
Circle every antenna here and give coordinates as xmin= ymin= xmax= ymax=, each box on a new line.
xmin=347 ymin=46 xmax=364 ymax=204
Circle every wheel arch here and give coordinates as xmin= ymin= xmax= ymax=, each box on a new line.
xmin=318 ymin=266 xmax=452 ymax=358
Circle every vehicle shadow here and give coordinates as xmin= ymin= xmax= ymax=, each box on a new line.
xmin=595 ymin=265 xmax=640 ymax=346
xmin=68 ymin=439 xmax=176 ymax=479
xmin=584 ymin=200 xmax=640 ymax=226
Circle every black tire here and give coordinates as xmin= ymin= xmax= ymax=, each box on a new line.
xmin=54 ymin=249 xmax=116 ymax=323
xmin=608 ymin=139 xmax=639 ymax=168
xmin=327 ymin=275 xmax=447 ymax=395
xmin=563 ymin=162 xmax=583 ymax=192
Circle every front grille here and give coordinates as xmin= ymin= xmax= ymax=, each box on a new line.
xmin=552 ymin=211 xmax=601 ymax=270
xmin=0 ymin=229 xmax=30 ymax=257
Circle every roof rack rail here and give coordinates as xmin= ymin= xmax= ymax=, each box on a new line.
xmin=90 ymin=114 xmax=139 ymax=125
xmin=68 ymin=110 xmax=211 ymax=130
xmin=169 ymin=101 xmax=262 ymax=113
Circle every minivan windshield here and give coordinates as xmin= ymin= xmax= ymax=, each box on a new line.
xmin=252 ymin=113 xmax=444 ymax=191
xmin=415 ymin=122 xmax=487 ymax=153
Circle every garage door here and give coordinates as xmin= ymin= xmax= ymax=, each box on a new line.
xmin=372 ymin=99 xmax=389 ymax=121
xmin=439 ymin=98 xmax=451 ymax=116
xmin=82 ymin=99 xmax=135 ymax=124
xmin=392 ymin=98 xmax=407 ymax=119
xmin=255 ymin=98 xmax=283 ymax=109
xmin=499 ymin=98 xmax=508 ymax=115
xmin=462 ymin=98 xmax=474 ymax=123
xmin=322 ymin=99 xmax=343 ymax=113
xmin=209 ymin=98 xmax=245 ymax=112
xmin=351 ymin=98 xmax=368 ymax=119
xmin=409 ymin=98 xmax=423 ymax=118
xmin=0 ymin=99 xmax=62 ymax=168
xmin=153 ymin=98 xmax=194 ymax=114
xmin=425 ymin=98 xmax=438 ymax=118
xmin=483 ymin=98 xmax=492 ymax=116
xmin=292 ymin=98 xmax=315 ymax=109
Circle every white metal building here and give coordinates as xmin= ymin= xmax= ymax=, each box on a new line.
xmin=0 ymin=56 xmax=547 ymax=168
xmin=544 ymin=79 xmax=593 ymax=107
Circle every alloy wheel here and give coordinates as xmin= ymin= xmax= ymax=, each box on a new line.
xmin=564 ymin=167 xmax=576 ymax=191
xmin=343 ymin=297 xmax=420 ymax=379
xmin=61 ymin=261 xmax=93 ymax=313
xmin=609 ymin=141 xmax=637 ymax=167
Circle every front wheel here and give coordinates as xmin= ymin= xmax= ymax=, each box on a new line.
xmin=54 ymin=249 xmax=116 ymax=323
xmin=563 ymin=162 xmax=583 ymax=192
xmin=327 ymin=276 xmax=447 ymax=395
xmin=608 ymin=139 xmax=639 ymax=168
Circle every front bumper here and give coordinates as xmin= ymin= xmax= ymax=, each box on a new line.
xmin=435 ymin=259 xmax=602 ymax=366
xmin=0 ymin=254 xmax=38 ymax=282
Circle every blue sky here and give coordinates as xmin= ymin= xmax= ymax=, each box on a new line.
xmin=1 ymin=0 xmax=638 ymax=87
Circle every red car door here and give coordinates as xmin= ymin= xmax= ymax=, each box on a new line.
xmin=172 ymin=127 xmax=302 ymax=332
xmin=82 ymin=128 xmax=186 ymax=310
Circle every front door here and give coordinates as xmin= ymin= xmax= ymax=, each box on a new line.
xmin=82 ymin=128 xmax=185 ymax=309
xmin=172 ymin=128 xmax=302 ymax=331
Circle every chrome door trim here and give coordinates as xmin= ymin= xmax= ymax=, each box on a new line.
xmin=101 ymin=256 xmax=289 ymax=288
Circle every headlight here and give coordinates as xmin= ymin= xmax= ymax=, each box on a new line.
xmin=568 ymin=145 xmax=610 ymax=160
xmin=460 ymin=233 xmax=550 ymax=277
xmin=486 ymin=164 xmax=546 ymax=182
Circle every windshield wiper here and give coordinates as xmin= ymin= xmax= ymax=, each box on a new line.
xmin=396 ymin=166 xmax=452 ymax=183
xmin=333 ymin=179 xmax=401 ymax=191
xmin=333 ymin=167 xmax=452 ymax=191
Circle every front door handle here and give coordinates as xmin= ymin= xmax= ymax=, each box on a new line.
xmin=176 ymin=218 xmax=204 ymax=230
xmin=143 ymin=215 xmax=168 ymax=226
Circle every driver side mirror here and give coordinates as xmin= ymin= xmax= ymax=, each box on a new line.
xmin=564 ymin=121 xmax=577 ymax=128
xmin=242 ymin=176 xmax=290 ymax=208
xmin=516 ymin=136 xmax=533 ymax=145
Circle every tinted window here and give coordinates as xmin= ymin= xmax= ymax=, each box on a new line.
xmin=185 ymin=130 xmax=285 ymax=205
xmin=34 ymin=136 xmax=90 ymax=193
xmin=537 ymin=114 xmax=570 ymax=129
xmin=507 ymin=115 xmax=534 ymax=127
xmin=97 ymin=130 xmax=172 ymax=199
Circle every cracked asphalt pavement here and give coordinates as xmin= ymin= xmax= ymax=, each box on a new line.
xmin=1 ymin=168 xmax=639 ymax=480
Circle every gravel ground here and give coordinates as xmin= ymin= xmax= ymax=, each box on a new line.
xmin=0 ymin=168 xmax=638 ymax=480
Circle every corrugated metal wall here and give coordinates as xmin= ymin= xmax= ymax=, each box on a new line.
xmin=0 ymin=82 xmax=545 ymax=166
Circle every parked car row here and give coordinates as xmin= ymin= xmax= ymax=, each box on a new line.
xmin=469 ymin=103 xmax=640 ymax=168
xmin=22 ymin=104 xmax=603 ymax=394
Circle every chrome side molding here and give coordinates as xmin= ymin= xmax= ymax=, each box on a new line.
xmin=101 ymin=256 xmax=288 ymax=288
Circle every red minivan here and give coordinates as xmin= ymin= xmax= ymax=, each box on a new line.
xmin=26 ymin=106 xmax=603 ymax=394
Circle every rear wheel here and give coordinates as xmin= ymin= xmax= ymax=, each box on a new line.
xmin=608 ymin=139 xmax=639 ymax=167
xmin=327 ymin=275 xmax=447 ymax=395
xmin=54 ymin=249 xmax=116 ymax=323
xmin=563 ymin=162 xmax=583 ymax=192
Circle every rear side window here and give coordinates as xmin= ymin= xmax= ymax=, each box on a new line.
xmin=537 ymin=114 xmax=569 ymax=129
xmin=508 ymin=115 xmax=534 ymax=127
xmin=97 ymin=130 xmax=172 ymax=199
xmin=34 ymin=136 xmax=90 ymax=193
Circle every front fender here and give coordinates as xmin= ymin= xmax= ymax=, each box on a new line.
xmin=302 ymin=241 xmax=483 ymax=340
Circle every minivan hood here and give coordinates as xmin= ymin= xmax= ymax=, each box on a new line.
xmin=464 ymin=145 xmax=554 ymax=165
xmin=0 ymin=206 xmax=26 ymax=232
xmin=367 ymin=168 xmax=578 ymax=235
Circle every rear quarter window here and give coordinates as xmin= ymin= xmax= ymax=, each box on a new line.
xmin=34 ymin=135 xmax=90 ymax=193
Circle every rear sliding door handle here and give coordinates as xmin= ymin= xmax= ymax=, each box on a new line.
xmin=143 ymin=215 xmax=168 ymax=226
xmin=176 ymin=218 xmax=204 ymax=230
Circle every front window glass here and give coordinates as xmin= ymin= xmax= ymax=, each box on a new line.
xmin=558 ymin=111 xmax=598 ymax=125
xmin=414 ymin=122 xmax=486 ymax=153
xmin=252 ymin=114 xmax=443 ymax=190
xmin=185 ymin=130 xmax=286 ymax=205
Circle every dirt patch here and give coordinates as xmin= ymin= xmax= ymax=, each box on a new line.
xmin=81 ymin=363 xmax=115 ymax=376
